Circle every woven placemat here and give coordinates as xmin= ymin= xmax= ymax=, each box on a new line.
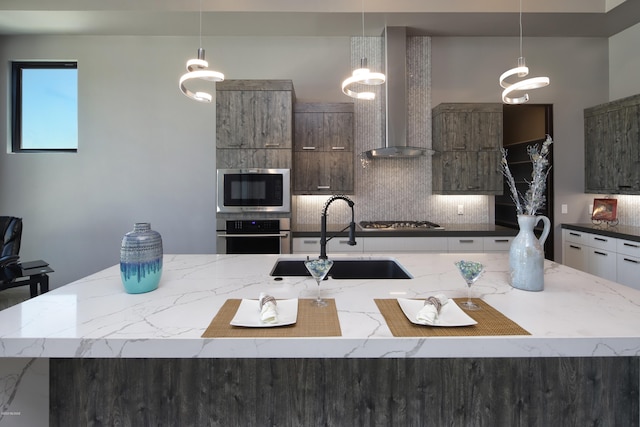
xmin=374 ymin=298 xmax=530 ymax=337
xmin=202 ymin=299 xmax=342 ymax=338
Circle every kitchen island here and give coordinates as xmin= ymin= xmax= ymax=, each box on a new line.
xmin=1 ymin=253 xmax=638 ymax=426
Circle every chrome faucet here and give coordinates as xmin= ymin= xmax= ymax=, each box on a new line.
xmin=320 ymin=195 xmax=357 ymax=259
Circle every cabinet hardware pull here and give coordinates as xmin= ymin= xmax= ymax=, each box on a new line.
xmin=460 ymin=239 xmax=474 ymax=243
xmin=569 ymin=245 xmax=581 ymax=250
xmin=303 ymin=240 xmax=319 ymax=244
xmin=618 ymin=185 xmax=632 ymax=188
xmin=594 ymin=251 xmax=608 ymax=256
xmin=302 ymin=146 xmax=317 ymax=150
xmin=453 ymin=145 xmax=466 ymax=150
xmin=317 ymin=185 xmax=330 ymax=190
xmin=338 ymin=240 xmax=350 ymax=245
xmin=265 ymin=143 xmax=280 ymax=147
xmin=331 ymin=146 xmax=345 ymax=150
xmin=624 ymin=258 xmax=640 ymax=264
xmin=623 ymin=243 xmax=639 ymax=248
xmin=594 ymin=237 xmax=608 ymax=242
xmin=569 ymin=232 xmax=581 ymax=236
xmin=467 ymin=186 xmax=479 ymax=189
xmin=494 ymin=239 xmax=509 ymax=243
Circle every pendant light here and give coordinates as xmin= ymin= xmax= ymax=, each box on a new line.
xmin=499 ymin=0 xmax=549 ymax=104
xmin=179 ymin=0 xmax=224 ymax=103
xmin=341 ymin=0 xmax=385 ymax=100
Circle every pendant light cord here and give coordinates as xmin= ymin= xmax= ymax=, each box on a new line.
xmin=361 ymin=0 xmax=365 ymax=38
xmin=519 ymin=0 xmax=523 ymax=58
xmin=199 ymin=0 xmax=203 ymax=49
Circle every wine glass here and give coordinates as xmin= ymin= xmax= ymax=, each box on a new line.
xmin=304 ymin=258 xmax=334 ymax=307
xmin=454 ymin=260 xmax=485 ymax=311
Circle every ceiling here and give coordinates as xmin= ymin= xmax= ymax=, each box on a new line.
xmin=0 ymin=0 xmax=639 ymax=38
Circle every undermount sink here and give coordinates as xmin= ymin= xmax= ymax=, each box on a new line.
xmin=269 ymin=257 xmax=412 ymax=280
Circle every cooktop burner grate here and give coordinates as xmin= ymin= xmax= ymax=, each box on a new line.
xmin=359 ymin=221 xmax=443 ymax=230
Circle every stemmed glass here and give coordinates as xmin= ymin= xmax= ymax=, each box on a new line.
xmin=304 ymin=258 xmax=334 ymax=307
xmin=454 ymin=260 xmax=485 ymax=311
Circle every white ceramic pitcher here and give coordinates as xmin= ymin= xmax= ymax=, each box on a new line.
xmin=509 ymin=214 xmax=551 ymax=292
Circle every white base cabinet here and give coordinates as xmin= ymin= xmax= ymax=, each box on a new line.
xmin=562 ymin=228 xmax=640 ymax=289
xmin=616 ymin=238 xmax=640 ymax=290
xmin=292 ymin=236 xmax=513 ymax=255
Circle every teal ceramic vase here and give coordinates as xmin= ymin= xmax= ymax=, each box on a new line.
xmin=509 ymin=215 xmax=551 ymax=292
xmin=120 ymin=223 xmax=163 ymax=294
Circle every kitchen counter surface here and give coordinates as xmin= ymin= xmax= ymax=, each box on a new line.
xmin=562 ymin=222 xmax=640 ymax=242
xmin=1 ymin=253 xmax=639 ymax=359
xmin=294 ymin=223 xmax=518 ymax=238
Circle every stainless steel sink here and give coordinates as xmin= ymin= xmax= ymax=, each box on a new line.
xmin=269 ymin=257 xmax=412 ymax=279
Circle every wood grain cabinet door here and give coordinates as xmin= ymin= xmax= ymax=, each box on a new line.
xmin=432 ymin=103 xmax=503 ymax=195
xmin=585 ymin=95 xmax=640 ymax=194
xmin=293 ymin=104 xmax=354 ymax=195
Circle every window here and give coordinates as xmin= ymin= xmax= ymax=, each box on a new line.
xmin=11 ymin=61 xmax=78 ymax=152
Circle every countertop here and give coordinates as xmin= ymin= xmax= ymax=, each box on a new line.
xmin=1 ymin=253 xmax=639 ymax=359
xmin=562 ymin=223 xmax=640 ymax=242
xmin=294 ymin=223 xmax=518 ymax=238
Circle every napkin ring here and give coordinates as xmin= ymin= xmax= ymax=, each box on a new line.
xmin=425 ymin=296 xmax=442 ymax=314
xmin=260 ymin=295 xmax=277 ymax=309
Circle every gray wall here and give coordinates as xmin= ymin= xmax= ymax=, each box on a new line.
xmin=1 ymin=29 xmax=638 ymax=289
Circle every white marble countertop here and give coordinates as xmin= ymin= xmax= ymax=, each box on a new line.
xmin=1 ymin=253 xmax=639 ymax=359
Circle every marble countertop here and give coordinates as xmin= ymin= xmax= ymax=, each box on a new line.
xmin=1 ymin=253 xmax=639 ymax=359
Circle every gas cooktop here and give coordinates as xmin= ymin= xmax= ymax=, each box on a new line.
xmin=359 ymin=221 xmax=444 ymax=230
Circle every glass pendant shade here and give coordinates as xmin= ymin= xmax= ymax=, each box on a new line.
xmin=179 ymin=48 xmax=224 ymax=103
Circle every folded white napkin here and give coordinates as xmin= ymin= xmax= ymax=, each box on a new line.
xmin=416 ymin=294 xmax=449 ymax=325
xmin=259 ymin=292 xmax=279 ymax=324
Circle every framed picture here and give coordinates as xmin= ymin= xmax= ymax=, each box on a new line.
xmin=592 ymin=198 xmax=617 ymax=221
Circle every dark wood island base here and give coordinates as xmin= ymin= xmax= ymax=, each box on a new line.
xmin=50 ymin=357 xmax=638 ymax=426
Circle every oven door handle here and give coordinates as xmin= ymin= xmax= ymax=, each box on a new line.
xmin=217 ymin=233 xmax=289 ymax=238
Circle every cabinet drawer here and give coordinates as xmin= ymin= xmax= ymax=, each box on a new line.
xmin=563 ymin=229 xmax=587 ymax=245
xmin=587 ymin=248 xmax=617 ymax=282
xmin=362 ymin=237 xmax=447 ymax=252
xmin=563 ymin=242 xmax=588 ymax=272
xmin=617 ymin=254 xmax=640 ymax=290
xmin=586 ymin=234 xmax=617 ymax=251
xmin=292 ymin=238 xmax=320 ymax=254
xmin=292 ymin=237 xmax=363 ymax=254
xmin=617 ymin=239 xmax=640 ymax=258
xmin=483 ymin=237 xmax=513 ymax=251
xmin=448 ymin=237 xmax=483 ymax=252
xmin=328 ymin=238 xmax=362 ymax=253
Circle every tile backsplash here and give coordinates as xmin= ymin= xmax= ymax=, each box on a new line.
xmin=294 ymin=35 xmax=492 ymax=226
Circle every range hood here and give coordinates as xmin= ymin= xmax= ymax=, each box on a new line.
xmin=364 ymin=27 xmax=426 ymax=159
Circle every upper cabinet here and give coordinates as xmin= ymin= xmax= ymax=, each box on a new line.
xmin=432 ymin=103 xmax=503 ymax=195
xmin=584 ymin=94 xmax=640 ymax=194
xmin=293 ymin=103 xmax=354 ymax=195
xmin=216 ymin=80 xmax=294 ymax=169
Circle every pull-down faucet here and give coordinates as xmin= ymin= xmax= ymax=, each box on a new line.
xmin=320 ymin=195 xmax=357 ymax=259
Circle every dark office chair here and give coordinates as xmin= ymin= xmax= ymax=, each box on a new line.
xmin=0 ymin=216 xmax=22 ymax=268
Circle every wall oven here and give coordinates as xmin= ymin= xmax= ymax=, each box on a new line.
xmin=217 ymin=168 xmax=291 ymax=214
xmin=216 ymin=218 xmax=291 ymax=254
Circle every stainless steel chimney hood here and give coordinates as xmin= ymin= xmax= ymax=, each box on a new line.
xmin=364 ymin=27 xmax=426 ymax=159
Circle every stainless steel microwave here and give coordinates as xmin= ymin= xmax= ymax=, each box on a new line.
xmin=216 ymin=168 xmax=291 ymax=213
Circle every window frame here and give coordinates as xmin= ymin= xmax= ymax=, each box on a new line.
xmin=11 ymin=61 xmax=78 ymax=153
